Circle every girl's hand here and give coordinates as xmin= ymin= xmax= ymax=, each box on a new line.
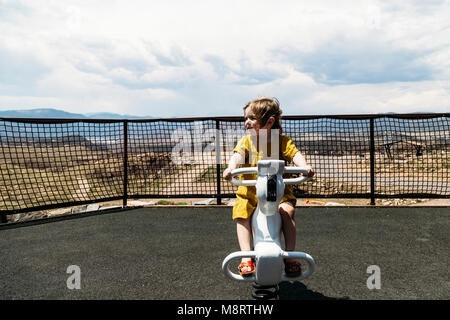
xmin=223 ymin=168 xmax=233 ymax=181
xmin=305 ymin=165 xmax=315 ymax=178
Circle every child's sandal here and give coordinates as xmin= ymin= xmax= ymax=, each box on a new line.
xmin=285 ymin=260 xmax=302 ymax=277
xmin=238 ymin=260 xmax=256 ymax=276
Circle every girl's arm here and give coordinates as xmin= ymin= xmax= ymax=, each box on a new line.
xmin=223 ymin=152 xmax=244 ymax=181
xmin=292 ymin=151 xmax=315 ymax=177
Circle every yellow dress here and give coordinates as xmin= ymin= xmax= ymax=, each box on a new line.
xmin=232 ymin=134 xmax=299 ymax=220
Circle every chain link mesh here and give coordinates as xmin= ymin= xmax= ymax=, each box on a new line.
xmin=1 ymin=114 xmax=448 ymax=214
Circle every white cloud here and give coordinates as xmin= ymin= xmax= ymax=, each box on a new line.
xmin=0 ymin=0 xmax=449 ymax=117
xmin=297 ymin=80 xmax=450 ymax=114
xmin=0 ymin=95 xmax=62 ymax=108
xmin=275 ymin=37 xmax=435 ymax=85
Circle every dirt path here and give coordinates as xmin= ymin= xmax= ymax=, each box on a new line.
xmin=73 ymin=178 xmax=90 ymax=201
xmin=160 ymin=164 xmax=211 ymax=194
xmin=311 ymin=155 xmax=449 ymax=193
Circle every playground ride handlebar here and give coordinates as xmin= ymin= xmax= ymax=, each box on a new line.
xmin=230 ymin=164 xmax=310 ymax=186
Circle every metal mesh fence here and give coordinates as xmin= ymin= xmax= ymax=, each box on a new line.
xmin=0 ymin=119 xmax=124 ymax=214
xmin=373 ymin=116 xmax=449 ymax=196
xmin=127 ymin=120 xmax=219 ymax=197
xmin=0 ymin=114 xmax=448 ymax=216
xmin=283 ymin=117 xmax=373 ymax=198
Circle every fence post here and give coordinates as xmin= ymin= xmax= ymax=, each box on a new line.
xmin=216 ymin=120 xmax=222 ymax=205
xmin=370 ymin=118 xmax=375 ymax=205
xmin=123 ymin=120 xmax=128 ymax=208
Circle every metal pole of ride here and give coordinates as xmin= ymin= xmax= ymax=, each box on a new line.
xmin=216 ymin=120 xmax=222 ymax=205
xmin=370 ymin=118 xmax=375 ymax=206
xmin=123 ymin=120 xmax=128 ymax=208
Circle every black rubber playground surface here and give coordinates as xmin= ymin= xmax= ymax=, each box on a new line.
xmin=1 ymin=206 xmax=448 ymax=300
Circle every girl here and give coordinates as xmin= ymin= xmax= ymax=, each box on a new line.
xmin=223 ymin=97 xmax=314 ymax=277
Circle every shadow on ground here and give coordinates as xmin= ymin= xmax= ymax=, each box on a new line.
xmin=278 ymin=282 xmax=349 ymax=300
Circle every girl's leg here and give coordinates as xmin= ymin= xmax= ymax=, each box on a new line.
xmin=279 ymin=201 xmax=296 ymax=252
xmin=236 ymin=218 xmax=253 ymax=272
xmin=280 ymin=201 xmax=302 ymax=276
xmin=236 ymin=217 xmax=252 ymax=252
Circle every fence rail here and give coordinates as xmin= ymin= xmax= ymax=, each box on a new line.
xmin=1 ymin=113 xmax=449 ymax=218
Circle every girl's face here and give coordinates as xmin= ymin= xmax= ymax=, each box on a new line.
xmin=244 ymin=107 xmax=273 ymax=136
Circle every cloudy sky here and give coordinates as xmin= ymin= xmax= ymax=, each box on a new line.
xmin=0 ymin=0 xmax=449 ymax=117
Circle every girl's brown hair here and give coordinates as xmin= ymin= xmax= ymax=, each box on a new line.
xmin=243 ymin=97 xmax=283 ymax=133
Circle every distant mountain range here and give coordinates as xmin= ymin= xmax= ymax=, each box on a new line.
xmin=0 ymin=108 xmax=154 ymax=119
xmin=0 ymin=108 xmax=443 ymax=120
xmin=0 ymin=108 xmax=447 ymax=146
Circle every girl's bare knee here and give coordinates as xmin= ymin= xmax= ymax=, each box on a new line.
xmin=236 ymin=217 xmax=251 ymax=227
xmin=279 ymin=202 xmax=295 ymax=219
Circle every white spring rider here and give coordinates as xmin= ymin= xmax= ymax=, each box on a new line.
xmin=222 ymin=160 xmax=315 ymax=293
